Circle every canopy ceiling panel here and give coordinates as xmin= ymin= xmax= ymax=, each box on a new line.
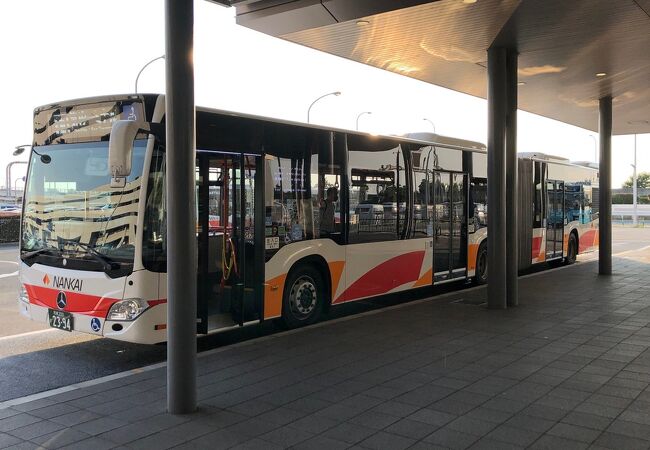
xmin=233 ymin=0 xmax=650 ymax=135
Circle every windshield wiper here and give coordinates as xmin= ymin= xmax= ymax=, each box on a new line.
xmin=74 ymin=242 xmax=119 ymax=271
xmin=21 ymin=246 xmax=62 ymax=259
xmin=23 ymin=240 xmax=122 ymax=272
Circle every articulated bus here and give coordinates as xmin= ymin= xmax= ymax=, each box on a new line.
xmin=18 ymin=94 xmax=599 ymax=344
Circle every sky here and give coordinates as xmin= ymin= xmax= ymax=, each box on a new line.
xmin=1 ymin=0 xmax=648 ymax=191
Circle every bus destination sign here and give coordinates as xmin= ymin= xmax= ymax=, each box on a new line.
xmin=33 ymin=100 xmax=144 ymax=146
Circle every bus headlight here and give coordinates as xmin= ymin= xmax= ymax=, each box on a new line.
xmin=107 ymin=298 xmax=148 ymax=321
xmin=19 ymin=284 xmax=29 ymax=304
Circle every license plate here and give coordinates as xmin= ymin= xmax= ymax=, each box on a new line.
xmin=48 ymin=309 xmax=73 ymax=332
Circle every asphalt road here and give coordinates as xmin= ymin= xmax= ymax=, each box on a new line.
xmin=577 ymin=226 xmax=650 ymax=263
xmin=0 ymin=245 xmax=41 ymax=337
xmin=1 ymin=227 xmax=649 ymax=403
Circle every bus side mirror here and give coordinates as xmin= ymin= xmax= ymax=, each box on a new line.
xmin=109 ymin=120 xmax=150 ymax=188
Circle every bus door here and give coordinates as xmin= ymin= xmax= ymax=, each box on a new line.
xmin=432 ymin=171 xmax=468 ymax=282
xmin=545 ymin=180 xmax=565 ymax=259
xmin=196 ymin=151 xmax=264 ymax=333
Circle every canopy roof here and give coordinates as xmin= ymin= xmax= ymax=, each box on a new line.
xmin=220 ymin=0 xmax=650 ymax=135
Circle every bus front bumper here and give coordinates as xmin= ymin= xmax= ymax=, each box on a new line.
xmin=19 ymin=299 xmax=167 ymax=345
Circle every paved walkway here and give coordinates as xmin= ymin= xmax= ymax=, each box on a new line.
xmin=1 ymin=256 xmax=650 ymax=450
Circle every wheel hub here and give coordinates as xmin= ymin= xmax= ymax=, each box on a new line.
xmin=291 ymin=277 xmax=316 ymax=316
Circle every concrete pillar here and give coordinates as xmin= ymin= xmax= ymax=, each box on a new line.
xmin=505 ymin=49 xmax=518 ymax=308
xmin=487 ymin=47 xmax=507 ymax=309
xmin=633 ymin=134 xmax=638 ymax=226
xmin=598 ymin=96 xmax=612 ymax=275
xmin=165 ymin=0 xmax=197 ymax=414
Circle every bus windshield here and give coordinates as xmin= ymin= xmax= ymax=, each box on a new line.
xmin=20 ymin=140 xmax=147 ymax=275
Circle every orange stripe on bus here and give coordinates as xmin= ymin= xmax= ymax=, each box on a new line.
xmin=264 ymin=273 xmax=286 ymax=319
xmin=413 ymin=267 xmax=432 ymax=288
xmin=328 ymin=261 xmax=345 ymax=300
xmin=467 ymin=243 xmax=480 ymax=271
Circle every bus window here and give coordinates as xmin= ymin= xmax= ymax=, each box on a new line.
xmin=565 ymin=183 xmax=583 ymax=223
xmin=314 ymin=131 xmax=345 ymax=242
xmin=264 ymin=153 xmax=317 ymax=252
xmin=348 ymin=145 xmax=406 ymax=244
xmin=412 ymin=152 xmax=431 ymax=238
xmin=317 ymin=175 xmax=340 ymax=237
xmin=470 ymin=178 xmax=487 ymax=230
xmin=583 ymin=185 xmax=593 ymax=223
xmin=531 ymin=162 xmax=540 ymax=228
xmin=263 ymin=128 xmax=324 ymax=255
xmin=143 ymin=146 xmax=166 ymax=272
xmin=592 ymin=186 xmax=599 ymax=220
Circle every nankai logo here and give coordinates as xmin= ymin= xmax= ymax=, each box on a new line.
xmin=51 ymin=276 xmax=84 ymax=292
xmin=43 ymin=274 xmax=50 ymax=285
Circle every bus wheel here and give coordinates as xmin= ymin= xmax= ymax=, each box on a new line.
xmin=474 ymin=242 xmax=488 ymax=285
xmin=282 ymin=266 xmax=324 ymax=328
xmin=565 ymin=233 xmax=578 ymax=265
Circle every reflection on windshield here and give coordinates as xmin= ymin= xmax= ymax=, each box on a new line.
xmin=21 ymin=140 xmax=147 ymax=268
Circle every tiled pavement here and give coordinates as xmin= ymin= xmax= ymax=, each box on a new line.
xmin=1 ymin=256 xmax=650 ymax=450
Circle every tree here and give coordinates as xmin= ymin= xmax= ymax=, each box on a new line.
xmin=623 ymin=172 xmax=650 ymax=189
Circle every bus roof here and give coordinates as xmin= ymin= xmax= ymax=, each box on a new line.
xmin=399 ymin=132 xmax=486 ymax=153
xmin=518 ymin=152 xmax=598 ymax=171
xmin=518 ymin=152 xmax=569 ymax=162
xmin=33 ymin=93 xmax=487 ymax=154
xmin=196 ymin=102 xmax=487 ymax=153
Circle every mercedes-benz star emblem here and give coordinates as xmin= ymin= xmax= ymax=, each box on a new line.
xmin=56 ymin=291 xmax=67 ymax=309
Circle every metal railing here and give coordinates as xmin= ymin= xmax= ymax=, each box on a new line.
xmin=613 ymin=215 xmax=649 ymax=226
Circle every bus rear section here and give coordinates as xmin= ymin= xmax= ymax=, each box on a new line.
xmin=517 ymin=154 xmax=599 ymax=271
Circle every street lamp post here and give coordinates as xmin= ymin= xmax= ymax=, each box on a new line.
xmin=589 ymin=134 xmax=597 ymax=162
xmin=135 ymin=55 xmax=165 ymax=94
xmin=356 ymin=111 xmax=372 ymax=131
xmin=307 ymin=91 xmax=341 ymax=123
xmin=5 ymin=162 xmax=27 ymax=198
xmin=423 ymin=118 xmax=436 ymax=133
xmin=632 ymin=134 xmax=638 ymax=226
xmin=7 ymin=145 xmax=30 ymax=198
xmin=14 ymin=177 xmax=24 ymax=197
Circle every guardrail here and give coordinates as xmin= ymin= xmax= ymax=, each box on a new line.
xmin=612 ymin=205 xmax=650 ymax=226
xmin=613 ymin=216 xmax=649 ymax=226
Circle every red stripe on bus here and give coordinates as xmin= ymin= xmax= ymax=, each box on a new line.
xmin=531 ymin=236 xmax=543 ymax=259
xmin=147 ymin=299 xmax=167 ymax=307
xmin=25 ymin=284 xmax=117 ymax=318
xmin=335 ymin=250 xmax=425 ymax=303
xmin=579 ymin=229 xmax=597 ymax=252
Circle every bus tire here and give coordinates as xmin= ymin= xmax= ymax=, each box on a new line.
xmin=474 ymin=242 xmax=488 ymax=285
xmin=282 ymin=265 xmax=324 ymax=328
xmin=565 ymin=232 xmax=578 ymax=265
